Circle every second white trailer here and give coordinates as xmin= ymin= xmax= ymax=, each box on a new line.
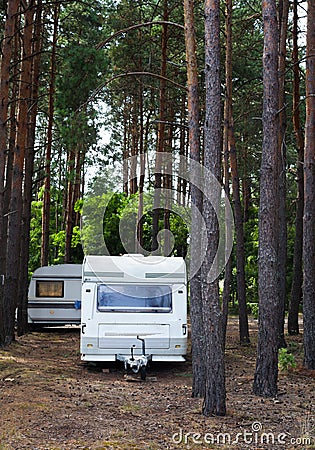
xmin=28 ymin=264 xmax=82 ymax=326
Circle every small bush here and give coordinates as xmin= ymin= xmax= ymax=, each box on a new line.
xmin=278 ymin=348 xmax=297 ymax=372
xmin=247 ymin=302 xmax=259 ymax=319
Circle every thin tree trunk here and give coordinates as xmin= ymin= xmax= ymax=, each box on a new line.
xmin=225 ymin=0 xmax=249 ymax=345
xmin=177 ymin=97 xmax=186 ymax=206
xmin=242 ymin=133 xmax=251 ymax=223
xmin=163 ymin=99 xmax=173 ymax=256
xmin=64 ymin=149 xmax=75 ymax=263
xmin=0 ymin=0 xmax=19 ymax=347
xmin=123 ymin=99 xmax=129 ymax=195
xmin=302 ymin=0 xmax=315 ymax=370
xmin=136 ymin=58 xmax=145 ymax=252
xmin=288 ymin=0 xmax=304 ymax=335
xmin=129 ymin=105 xmax=138 ymax=195
xmin=184 ymin=0 xmax=205 ymax=398
xmin=74 ymin=144 xmax=83 ymax=225
xmin=152 ymin=0 xmax=168 ymax=254
xmin=202 ymin=0 xmax=226 ymax=416
xmin=222 ymin=0 xmax=232 ymax=348
xmin=253 ymin=0 xmax=280 ymax=397
xmin=222 ymin=107 xmax=232 ymax=347
xmin=277 ymin=0 xmax=289 ymax=349
xmin=17 ymin=0 xmax=43 ymax=336
xmin=4 ymin=0 xmax=35 ymax=345
xmin=4 ymin=27 xmax=19 ymax=234
xmin=41 ymin=1 xmax=59 ymax=267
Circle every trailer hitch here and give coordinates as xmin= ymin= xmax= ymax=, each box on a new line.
xmin=117 ymin=336 xmax=151 ymax=380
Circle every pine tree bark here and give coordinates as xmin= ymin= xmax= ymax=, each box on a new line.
xmin=129 ymin=106 xmax=138 ymax=195
xmin=152 ymin=0 xmax=168 ymax=254
xmin=225 ymin=0 xmax=249 ymax=345
xmin=41 ymin=1 xmax=59 ymax=267
xmin=123 ymin=99 xmax=129 ymax=196
xmin=4 ymin=0 xmax=35 ymax=345
xmin=177 ymin=96 xmax=188 ymax=207
xmin=0 ymin=0 xmax=19 ymax=346
xmin=288 ymin=0 xmax=304 ymax=335
xmin=222 ymin=78 xmax=231 ymax=347
xmin=17 ymin=0 xmax=43 ymax=336
xmin=253 ymin=0 xmax=280 ymax=397
xmin=183 ymin=0 xmax=205 ymax=398
xmin=302 ymin=0 xmax=315 ymax=370
xmin=136 ymin=80 xmax=145 ymax=253
xmin=163 ymin=100 xmax=173 ymax=256
xmin=202 ymin=0 xmax=226 ymax=416
xmin=4 ymin=27 xmax=19 ymax=235
xmin=64 ymin=148 xmax=75 ymax=263
xmin=277 ymin=0 xmax=289 ymax=349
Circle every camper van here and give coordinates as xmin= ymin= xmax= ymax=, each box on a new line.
xmin=28 ymin=264 xmax=82 ymax=327
xmin=80 ymin=255 xmax=187 ymax=373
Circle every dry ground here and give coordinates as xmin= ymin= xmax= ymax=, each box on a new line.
xmin=0 ymin=318 xmax=314 ymax=450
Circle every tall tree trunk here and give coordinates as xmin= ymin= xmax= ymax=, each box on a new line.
xmin=222 ymin=82 xmax=232 ymax=347
xmin=184 ymin=0 xmax=205 ymax=398
xmin=41 ymin=1 xmax=59 ymax=267
xmin=253 ymin=0 xmax=280 ymax=397
xmin=302 ymin=0 xmax=315 ymax=370
xmin=136 ymin=63 xmax=145 ymax=252
xmin=152 ymin=0 xmax=168 ymax=254
xmin=177 ymin=96 xmax=187 ymax=207
xmin=202 ymin=0 xmax=226 ymax=416
xmin=4 ymin=27 xmax=19 ymax=235
xmin=0 ymin=0 xmax=19 ymax=347
xmin=17 ymin=0 xmax=43 ymax=336
xmin=225 ymin=0 xmax=249 ymax=345
xmin=242 ymin=132 xmax=251 ymax=223
xmin=277 ymin=0 xmax=289 ymax=349
xmin=4 ymin=0 xmax=35 ymax=345
xmin=288 ymin=0 xmax=304 ymax=335
xmin=222 ymin=0 xmax=232 ymax=348
xmin=64 ymin=149 xmax=75 ymax=263
xmin=129 ymin=103 xmax=138 ymax=195
xmin=74 ymin=144 xmax=83 ymax=226
xmin=123 ymin=99 xmax=129 ymax=196
xmin=163 ymin=99 xmax=173 ymax=256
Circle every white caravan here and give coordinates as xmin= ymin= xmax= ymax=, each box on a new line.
xmin=28 ymin=264 xmax=82 ymax=326
xmin=80 ymin=255 xmax=187 ymax=376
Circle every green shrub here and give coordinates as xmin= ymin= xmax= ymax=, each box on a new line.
xmin=247 ymin=302 xmax=259 ymax=319
xmin=278 ymin=348 xmax=297 ymax=372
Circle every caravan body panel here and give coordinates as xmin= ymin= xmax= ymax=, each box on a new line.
xmin=28 ymin=264 xmax=82 ymax=325
xmin=80 ymin=255 xmax=187 ymax=362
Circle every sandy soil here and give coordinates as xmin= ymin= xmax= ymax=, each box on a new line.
xmin=0 ymin=318 xmax=314 ymax=449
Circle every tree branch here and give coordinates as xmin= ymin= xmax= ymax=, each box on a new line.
xmin=96 ymin=21 xmax=184 ymax=50
xmin=78 ymin=71 xmax=187 ymax=111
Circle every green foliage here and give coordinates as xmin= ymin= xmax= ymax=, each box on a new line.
xmin=247 ymin=302 xmax=259 ymax=319
xmin=278 ymin=348 xmax=297 ymax=372
xmin=81 ymin=192 xmax=129 ymax=255
xmin=29 ymin=201 xmax=43 ymax=276
xmin=80 ymin=191 xmax=189 ymax=257
xmin=50 ymin=230 xmax=66 ymax=264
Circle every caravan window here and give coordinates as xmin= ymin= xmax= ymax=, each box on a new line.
xmin=97 ymin=284 xmax=172 ymax=312
xmin=36 ymin=280 xmax=64 ymax=298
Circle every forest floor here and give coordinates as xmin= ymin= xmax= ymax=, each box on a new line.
xmin=0 ymin=318 xmax=314 ymax=450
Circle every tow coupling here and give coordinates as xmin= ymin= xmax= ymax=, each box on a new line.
xmin=117 ymin=336 xmax=151 ymax=380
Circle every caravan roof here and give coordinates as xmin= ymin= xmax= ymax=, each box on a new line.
xmin=83 ymin=255 xmax=186 ymax=284
xmin=32 ymin=264 xmax=82 ymax=279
